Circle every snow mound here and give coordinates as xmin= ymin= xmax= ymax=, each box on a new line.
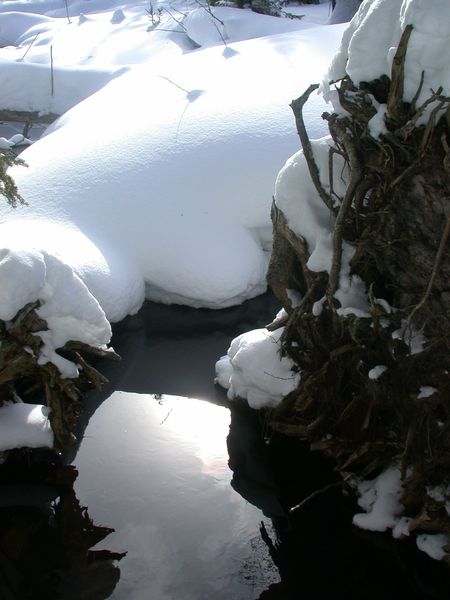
xmin=0 ymin=244 xmax=111 ymax=377
xmin=215 ymin=326 xmax=300 ymax=409
xmin=184 ymin=6 xmax=317 ymax=48
xmin=2 ymin=27 xmax=344 ymax=314
xmin=0 ymin=11 xmax=54 ymax=46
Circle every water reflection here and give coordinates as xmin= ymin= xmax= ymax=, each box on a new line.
xmin=72 ymin=392 xmax=280 ymax=599
xmin=151 ymin=394 xmax=232 ymax=479
xmin=0 ymin=454 xmax=124 ymax=600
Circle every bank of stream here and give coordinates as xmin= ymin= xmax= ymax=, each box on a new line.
xmin=1 ymin=293 xmax=449 ymax=599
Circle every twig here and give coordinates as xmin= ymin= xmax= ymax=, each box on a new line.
xmin=50 ymin=45 xmax=54 ymax=97
xmin=160 ymin=408 xmax=173 ymax=426
xmin=263 ymin=371 xmax=296 ymax=381
xmin=388 ymin=156 xmax=421 ymax=189
xmin=328 ymin=146 xmax=345 ymax=206
xmin=396 ymin=87 xmax=443 ymax=140
xmin=18 ymin=32 xmax=40 ymax=62
xmin=266 ymin=312 xmax=289 ymax=332
xmin=195 ymin=0 xmax=228 ymax=46
xmin=290 ymin=85 xmax=333 ymax=211
xmin=420 ymin=97 xmax=448 ymax=152
xmin=410 ymin=70 xmax=425 ymax=114
xmin=167 ymin=2 xmax=188 ymax=18
xmin=162 ymin=6 xmax=187 ymax=31
xmin=159 ymin=75 xmax=190 ymax=94
xmin=63 ymin=0 xmax=72 ymax=24
xmin=289 ymin=482 xmax=341 ymax=513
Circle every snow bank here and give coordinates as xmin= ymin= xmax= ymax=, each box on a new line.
xmin=0 ymin=402 xmax=53 ymax=451
xmin=1 ymin=26 xmax=344 ymax=315
xmin=325 ymin=0 xmax=450 ymax=123
xmin=0 ymin=57 xmax=127 ymax=116
xmin=215 ymin=326 xmax=299 ymax=409
xmin=184 ymin=6 xmax=320 ymax=48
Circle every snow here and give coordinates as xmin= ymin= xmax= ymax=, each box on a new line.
xmin=0 ymin=245 xmax=112 ymax=377
xmin=0 ymin=133 xmax=31 ymax=148
xmin=392 ymin=516 xmax=411 ymax=539
xmin=368 ymin=365 xmax=387 ymax=380
xmin=1 ymin=24 xmax=345 ymax=314
xmin=427 ymin=484 xmax=450 ymax=504
xmin=354 ymin=469 xmax=450 ymax=560
xmin=353 ymin=469 xmax=450 ymax=561
xmin=184 ymin=6 xmax=323 ymax=48
xmin=368 ymin=103 xmax=388 ymax=139
xmin=392 ymin=321 xmax=426 ymax=355
xmin=286 ymin=288 xmax=302 ymax=309
xmin=417 ymin=385 xmax=436 ymax=399
xmin=0 ymin=57 xmax=127 ymax=117
xmin=275 ymin=136 xmax=369 ymax=316
xmin=353 ymin=467 xmax=404 ymax=532
xmin=215 ymin=327 xmax=300 ymax=409
xmin=416 ymin=534 xmax=449 ymax=561
xmin=324 ymin=0 xmax=450 ymax=124
xmin=0 ymin=402 xmax=53 ymax=451
xmin=328 ymin=0 xmax=362 ymax=25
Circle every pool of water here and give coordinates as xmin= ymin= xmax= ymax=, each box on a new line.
xmin=72 ymin=392 xmax=280 ymax=600
xmin=68 ymin=293 xmax=283 ymax=600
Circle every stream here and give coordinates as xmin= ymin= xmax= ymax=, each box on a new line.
xmin=68 ymin=293 xmax=282 ymax=599
xmin=1 ymin=293 xmax=449 ymax=599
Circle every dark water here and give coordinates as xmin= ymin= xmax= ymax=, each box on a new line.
xmin=1 ymin=293 xmax=449 ymax=599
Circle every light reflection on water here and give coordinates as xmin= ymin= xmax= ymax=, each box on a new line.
xmin=151 ymin=394 xmax=232 ymax=480
xmin=72 ymin=391 xmax=279 ymax=600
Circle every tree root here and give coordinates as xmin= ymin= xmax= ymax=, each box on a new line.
xmin=0 ymin=303 xmax=119 ymax=451
xmin=266 ymin=26 xmax=450 ymax=557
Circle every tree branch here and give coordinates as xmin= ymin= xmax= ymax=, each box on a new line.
xmin=290 ymin=85 xmax=333 ymax=211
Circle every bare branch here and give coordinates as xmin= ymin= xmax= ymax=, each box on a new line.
xmin=290 ymin=85 xmax=333 ymax=211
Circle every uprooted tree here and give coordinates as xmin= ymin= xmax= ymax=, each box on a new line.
xmin=266 ymin=23 xmax=450 ymax=554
